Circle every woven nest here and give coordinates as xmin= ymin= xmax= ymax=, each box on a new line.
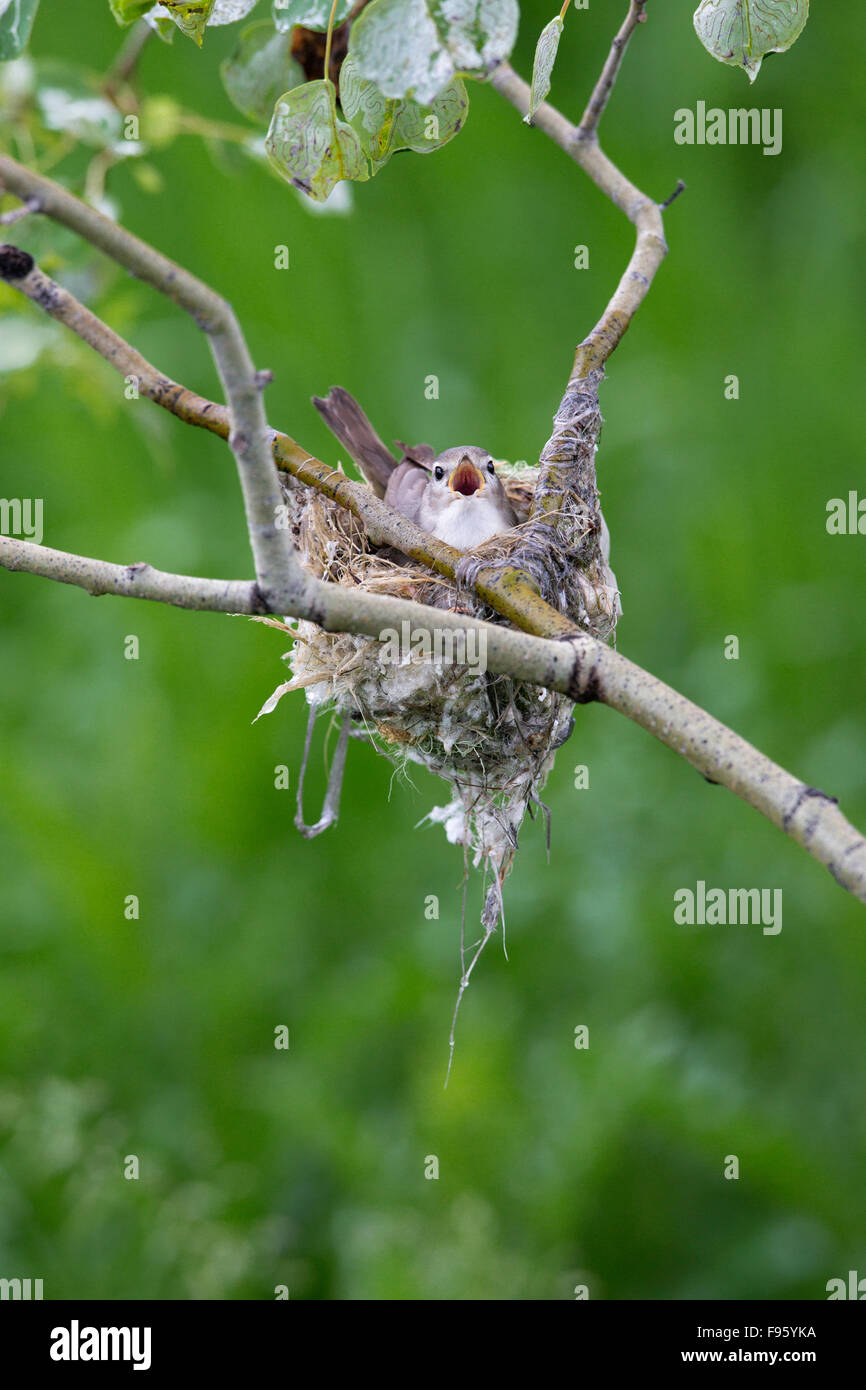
xmin=259 ymin=421 xmax=620 ymax=930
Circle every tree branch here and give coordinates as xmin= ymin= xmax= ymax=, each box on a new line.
xmin=0 ymin=537 xmax=267 ymax=613
xmin=577 ymin=0 xmax=648 ymax=140
xmin=3 ymin=532 xmax=865 ymax=905
xmin=0 ymin=535 xmax=583 ymax=688
xmin=489 ymin=0 xmax=671 ymax=580
xmin=1 ymin=138 xmax=865 ymax=907
xmin=0 ymin=240 xmax=577 ymax=640
xmin=490 ymin=58 xmax=667 ymax=383
xmin=0 ymin=153 xmax=315 ymax=619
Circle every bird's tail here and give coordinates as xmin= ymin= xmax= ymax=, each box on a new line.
xmin=312 ymin=387 xmax=397 ymax=497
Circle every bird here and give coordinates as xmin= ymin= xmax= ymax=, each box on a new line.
xmin=312 ymin=387 xmax=517 ymax=550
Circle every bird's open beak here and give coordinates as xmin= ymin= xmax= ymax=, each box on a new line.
xmin=448 ymin=457 xmax=484 ymax=497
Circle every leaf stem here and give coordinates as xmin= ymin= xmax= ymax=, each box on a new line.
xmin=323 ymin=0 xmax=341 ymax=85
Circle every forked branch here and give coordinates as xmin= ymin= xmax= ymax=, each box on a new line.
xmin=491 ymin=2 xmax=669 ymax=543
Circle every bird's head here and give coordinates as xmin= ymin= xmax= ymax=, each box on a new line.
xmin=417 ymin=445 xmax=517 ymax=547
xmin=424 ymin=445 xmax=508 ymax=505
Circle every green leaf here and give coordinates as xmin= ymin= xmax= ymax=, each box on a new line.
xmin=693 ymin=0 xmax=809 ymax=83
xmin=147 ymin=0 xmax=257 ymax=43
xmin=157 ymin=0 xmax=216 ymax=45
xmin=339 ymin=52 xmax=467 ymax=172
xmin=272 ymin=0 xmax=352 ymax=32
xmin=525 ymin=14 xmax=563 ymax=123
xmin=349 ymin=0 xmax=518 ymax=106
xmin=108 ymin=1 xmax=154 ymax=25
xmin=221 ymin=19 xmax=304 ymax=122
xmin=266 ymin=77 xmax=368 ymax=201
xmin=0 ymin=0 xmax=40 ymax=60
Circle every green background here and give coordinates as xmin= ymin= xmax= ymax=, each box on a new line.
xmin=1 ymin=0 xmax=864 ymax=1300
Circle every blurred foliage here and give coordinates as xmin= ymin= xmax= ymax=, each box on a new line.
xmin=0 ymin=0 xmax=865 ymax=1300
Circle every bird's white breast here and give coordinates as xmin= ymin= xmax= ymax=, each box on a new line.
xmin=430 ymin=496 xmax=511 ymax=550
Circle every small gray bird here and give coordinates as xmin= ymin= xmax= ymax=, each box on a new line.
xmin=313 ymin=388 xmax=517 ymax=549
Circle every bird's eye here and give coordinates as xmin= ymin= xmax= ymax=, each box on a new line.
xmin=487 ymin=461 xmax=495 ymax=474
xmin=433 ymin=465 xmax=445 ymax=481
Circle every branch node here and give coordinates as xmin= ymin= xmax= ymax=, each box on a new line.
xmin=563 ymin=639 xmax=602 ymax=705
xmin=782 ymin=784 xmax=839 ymax=833
xmin=0 ymin=243 xmax=35 ymax=280
xmin=251 ymin=582 xmax=271 ymax=616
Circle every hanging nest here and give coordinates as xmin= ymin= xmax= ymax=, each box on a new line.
xmin=258 ymin=375 xmax=620 ymax=929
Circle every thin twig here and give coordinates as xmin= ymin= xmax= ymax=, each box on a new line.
xmin=660 ymin=179 xmax=687 ymax=210
xmin=577 ymin=0 xmax=648 ymax=140
xmin=0 ymin=195 xmax=40 ymax=226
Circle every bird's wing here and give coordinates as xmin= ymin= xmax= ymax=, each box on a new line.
xmin=394 ymin=440 xmax=436 ymax=470
xmin=384 ymin=459 xmax=430 ymax=524
xmin=312 ymin=387 xmax=397 ymax=497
